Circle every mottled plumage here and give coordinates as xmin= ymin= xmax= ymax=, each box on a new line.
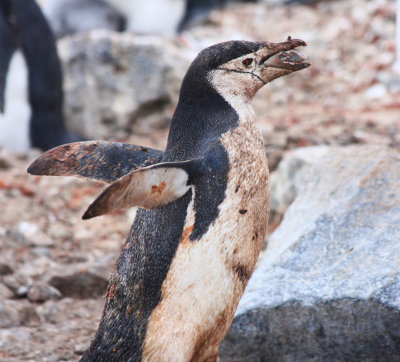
xmin=29 ymin=38 xmax=309 ymax=361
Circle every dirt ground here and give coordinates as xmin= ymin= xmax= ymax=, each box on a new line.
xmin=0 ymin=0 xmax=399 ymax=360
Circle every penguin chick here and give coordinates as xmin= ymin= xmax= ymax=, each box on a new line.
xmin=28 ymin=38 xmax=310 ymax=361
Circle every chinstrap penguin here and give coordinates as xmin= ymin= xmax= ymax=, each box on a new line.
xmin=28 ymin=38 xmax=310 ymax=361
xmin=0 ymin=0 xmax=81 ymax=153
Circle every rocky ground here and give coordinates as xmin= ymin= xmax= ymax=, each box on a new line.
xmin=0 ymin=0 xmax=399 ymax=360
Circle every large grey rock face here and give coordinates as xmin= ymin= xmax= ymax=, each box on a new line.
xmin=58 ymin=30 xmax=189 ymax=140
xmin=220 ymin=146 xmax=400 ymax=361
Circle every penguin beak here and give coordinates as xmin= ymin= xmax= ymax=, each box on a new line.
xmin=259 ymin=38 xmax=310 ymax=72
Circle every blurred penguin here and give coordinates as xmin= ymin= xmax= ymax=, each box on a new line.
xmin=43 ymin=0 xmax=259 ymax=37
xmin=179 ymin=0 xmax=257 ymax=32
xmin=0 ymin=0 xmax=81 ymax=153
xmin=43 ymin=0 xmax=126 ymax=38
xmin=106 ymin=0 xmax=186 ymax=35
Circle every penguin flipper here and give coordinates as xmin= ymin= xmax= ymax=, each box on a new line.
xmin=27 ymin=141 xmax=164 ymax=184
xmin=82 ymin=159 xmax=202 ymax=220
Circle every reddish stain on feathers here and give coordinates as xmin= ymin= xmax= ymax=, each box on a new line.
xmin=181 ymin=225 xmax=194 ymax=245
xmin=151 ymin=181 xmax=166 ymax=194
xmin=109 ymin=284 xmax=115 ymax=302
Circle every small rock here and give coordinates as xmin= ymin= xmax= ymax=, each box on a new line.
xmin=0 ymin=298 xmax=38 ymax=328
xmin=74 ymin=342 xmax=89 ymax=355
xmin=0 ymin=226 xmax=6 ymax=237
xmin=18 ymin=221 xmax=38 ymax=238
xmin=32 ymin=247 xmax=52 ymax=258
xmin=16 ymin=221 xmax=54 ymax=247
xmin=0 ymin=283 xmax=13 ymax=299
xmin=0 ymin=262 xmax=14 ymax=276
xmin=0 ymin=300 xmax=20 ymax=328
xmin=27 ymin=281 xmax=62 ymax=303
xmin=365 ymin=83 xmax=388 ymax=100
xmin=3 ymin=274 xmax=33 ymax=297
xmin=17 ymin=286 xmax=29 ymax=298
xmin=48 ymin=223 xmax=73 ymax=242
xmin=36 ymin=300 xmax=62 ymax=324
xmin=0 ymin=327 xmax=32 ymax=348
xmin=49 ymin=271 xmax=108 ymax=299
xmin=352 ymin=130 xmax=391 ymax=145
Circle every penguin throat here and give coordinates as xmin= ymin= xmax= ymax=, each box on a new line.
xmin=208 ymin=69 xmax=257 ymax=123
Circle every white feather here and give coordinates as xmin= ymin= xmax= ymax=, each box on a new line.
xmin=105 ymin=0 xmax=185 ymax=35
xmin=0 ymin=51 xmax=31 ymax=153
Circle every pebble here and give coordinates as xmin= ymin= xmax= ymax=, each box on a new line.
xmin=3 ymin=274 xmax=33 ymax=297
xmin=16 ymin=221 xmax=55 ymax=247
xmin=74 ymin=342 xmax=89 ymax=355
xmin=27 ymin=281 xmax=62 ymax=303
xmin=0 ymin=262 xmax=14 ymax=276
xmin=0 ymin=283 xmax=13 ymax=299
xmin=49 ymin=271 xmax=108 ymax=299
xmin=365 ymin=83 xmax=388 ymax=100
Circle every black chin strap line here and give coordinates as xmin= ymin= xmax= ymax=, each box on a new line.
xmin=217 ymin=67 xmax=266 ymax=85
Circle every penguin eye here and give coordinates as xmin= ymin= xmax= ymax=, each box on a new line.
xmin=242 ymin=58 xmax=253 ymax=67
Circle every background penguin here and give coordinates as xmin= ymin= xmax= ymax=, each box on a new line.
xmin=42 ymin=0 xmax=126 ymax=39
xmin=28 ymin=38 xmax=309 ymax=360
xmin=179 ymin=0 xmax=258 ymax=32
xmin=105 ymin=0 xmax=187 ymax=35
xmin=0 ymin=0 xmax=81 ymax=153
xmin=42 ymin=0 xmax=259 ymax=37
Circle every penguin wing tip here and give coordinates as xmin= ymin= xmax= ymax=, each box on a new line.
xmin=27 ymin=160 xmax=43 ymax=175
xmin=26 ymin=164 xmax=36 ymax=175
xmin=82 ymin=209 xmax=94 ymax=220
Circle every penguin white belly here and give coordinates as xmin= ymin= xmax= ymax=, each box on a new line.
xmin=142 ymin=119 xmax=270 ymax=361
xmin=105 ymin=0 xmax=185 ymax=35
xmin=0 ymin=50 xmax=31 ymax=153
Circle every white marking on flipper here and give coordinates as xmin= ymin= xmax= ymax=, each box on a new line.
xmin=83 ymin=163 xmax=192 ymax=219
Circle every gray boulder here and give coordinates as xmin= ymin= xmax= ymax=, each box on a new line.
xmin=220 ymin=146 xmax=400 ymax=361
xmin=58 ymin=30 xmax=189 ymax=140
xmin=270 ymin=146 xmax=329 ymax=214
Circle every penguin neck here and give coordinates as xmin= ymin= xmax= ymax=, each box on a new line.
xmin=166 ymin=79 xmax=239 ymax=160
xmin=207 ymin=68 xmax=258 ymax=126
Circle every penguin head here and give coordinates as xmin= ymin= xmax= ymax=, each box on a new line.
xmin=181 ymin=38 xmax=309 ymax=102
